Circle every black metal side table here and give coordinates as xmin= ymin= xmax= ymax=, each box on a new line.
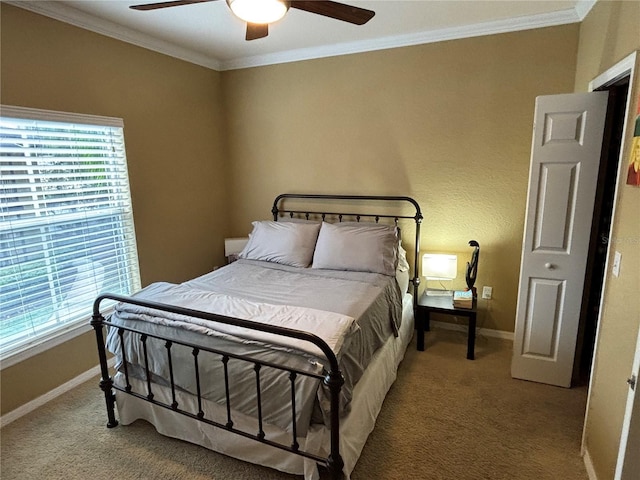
xmin=416 ymin=293 xmax=478 ymax=360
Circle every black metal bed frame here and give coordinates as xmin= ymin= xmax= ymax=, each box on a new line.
xmin=92 ymin=194 xmax=422 ymax=480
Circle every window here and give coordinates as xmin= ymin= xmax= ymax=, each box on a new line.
xmin=0 ymin=105 xmax=141 ymax=361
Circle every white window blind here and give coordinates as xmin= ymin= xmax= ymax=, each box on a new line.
xmin=0 ymin=105 xmax=141 ymax=359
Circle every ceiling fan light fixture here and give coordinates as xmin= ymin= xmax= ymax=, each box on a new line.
xmin=227 ymin=0 xmax=290 ymax=24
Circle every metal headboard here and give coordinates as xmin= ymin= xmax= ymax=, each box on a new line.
xmin=271 ymin=193 xmax=423 ymax=308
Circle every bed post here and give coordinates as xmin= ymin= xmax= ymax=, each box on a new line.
xmin=91 ymin=300 xmax=118 ymax=429
xmin=413 ymin=210 xmax=423 ymax=311
xmin=325 ymin=369 xmax=345 ymax=480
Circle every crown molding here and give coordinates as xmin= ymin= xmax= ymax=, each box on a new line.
xmin=574 ymin=0 xmax=598 ymax=21
xmin=6 ymin=1 xmax=587 ymax=72
xmin=221 ymin=7 xmax=582 ymax=70
xmin=4 ymin=1 xmax=222 ymax=70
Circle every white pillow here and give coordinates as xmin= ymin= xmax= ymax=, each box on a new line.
xmin=312 ymin=222 xmax=398 ymax=276
xmin=396 ymin=268 xmax=410 ymax=294
xmin=397 ymin=242 xmax=410 ymax=272
xmin=238 ymin=221 xmax=321 ymax=267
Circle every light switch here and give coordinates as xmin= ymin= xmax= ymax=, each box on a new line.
xmin=612 ymin=251 xmax=622 ymax=277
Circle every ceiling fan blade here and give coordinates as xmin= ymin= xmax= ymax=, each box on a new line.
xmin=290 ymin=1 xmax=374 ymax=25
xmin=246 ymin=23 xmax=269 ymax=41
xmin=130 ymin=0 xmax=215 ymax=11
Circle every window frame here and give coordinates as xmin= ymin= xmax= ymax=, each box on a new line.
xmin=0 ymin=105 xmax=140 ymax=368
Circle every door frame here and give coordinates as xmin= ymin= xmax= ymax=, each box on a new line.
xmin=615 ymin=328 xmax=640 ymax=479
xmin=580 ymin=50 xmax=638 ymax=466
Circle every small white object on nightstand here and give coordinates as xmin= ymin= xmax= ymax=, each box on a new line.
xmin=224 ymin=237 xmax=249 ymax=263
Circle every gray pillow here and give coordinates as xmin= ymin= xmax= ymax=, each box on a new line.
xmin=239 ymin=221 xmax=321 ymax=267
xmin=312 ymin=222 xmax=398 ymax=276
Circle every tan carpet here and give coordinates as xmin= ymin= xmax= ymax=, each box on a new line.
xmin=1 ymin=329 xmax=589 ymax=480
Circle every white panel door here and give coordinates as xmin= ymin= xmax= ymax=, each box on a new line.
xmin=512 ymin=92 xmax=608 ymax=387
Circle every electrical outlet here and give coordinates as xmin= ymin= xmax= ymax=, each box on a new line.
xmin=482 ymin=286 xmax=493 ymax=300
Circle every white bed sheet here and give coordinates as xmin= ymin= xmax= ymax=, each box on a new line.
xmin=114 ymin=293 xmax=415 ymax=480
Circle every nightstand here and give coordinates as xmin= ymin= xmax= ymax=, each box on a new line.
xmin=416 ymin=293 xmax=478 ymax=359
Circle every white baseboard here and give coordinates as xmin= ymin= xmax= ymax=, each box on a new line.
xmin=583 ymin=448 xmax=598 ymax=480
xmin=0 ymin=357 xmax=115 ymax=429
xmin=430 ymin=320 xmax=515 ymax=341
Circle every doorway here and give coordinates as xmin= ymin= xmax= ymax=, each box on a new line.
xmin=574 ymin=76 xmax=631 ymax=385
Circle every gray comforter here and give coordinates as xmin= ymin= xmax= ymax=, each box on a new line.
xmin=106 ymin=259 xmax=402 ymax=433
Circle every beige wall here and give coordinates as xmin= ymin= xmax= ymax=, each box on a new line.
xmin=0 ymin=5 xmax=228 ymax=414
xmin=574 ymin=1 xmax=640 ymax=478
xmin=222 ymin=25 xmax=580 ymax=332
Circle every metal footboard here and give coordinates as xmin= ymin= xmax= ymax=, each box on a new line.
xmin=91 ymin=293 xmax=345 ymax=479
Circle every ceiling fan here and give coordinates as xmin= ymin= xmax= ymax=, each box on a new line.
xmin=130 ymin=0 xmax=375 ymax=41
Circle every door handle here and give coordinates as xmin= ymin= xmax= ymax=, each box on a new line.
xmin=627 ymin=375 xmax=636 ymax=391
xmin=544 ymin=263 xmax=555 ymax=270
